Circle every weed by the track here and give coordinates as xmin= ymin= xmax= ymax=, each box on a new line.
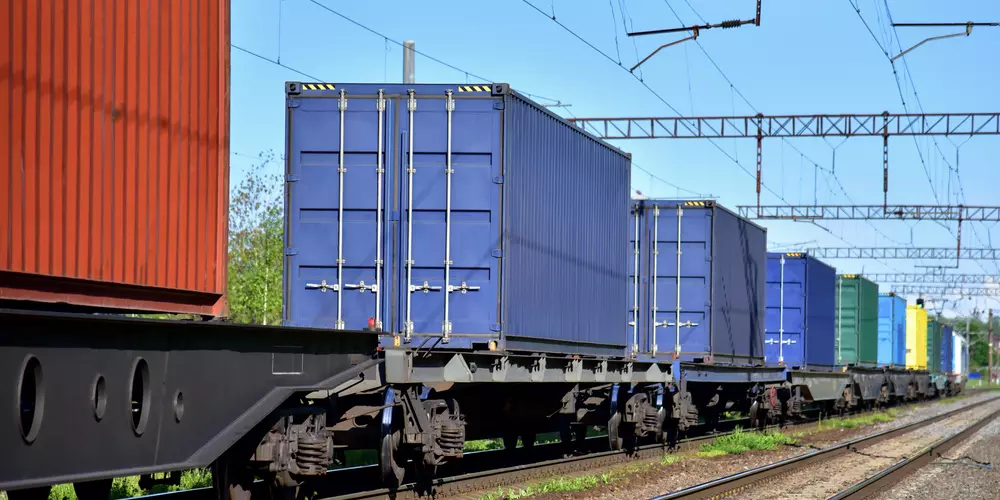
xmin=697 ymin=427 xmax=799 ymax=457
xmin=477 ymin=463 xmax=656 ymax=499
xmin=816 ymin=409 xmax=898 ymax=431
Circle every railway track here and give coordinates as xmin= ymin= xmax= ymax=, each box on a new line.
xmin=651 ymin=393 xmax=1000 ymax=500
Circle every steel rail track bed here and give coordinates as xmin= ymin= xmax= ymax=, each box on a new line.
xmin=831 ymin=404 xmax=1000 ymax=499
xmin=651 ymin=394 xmax=1000 ymax=500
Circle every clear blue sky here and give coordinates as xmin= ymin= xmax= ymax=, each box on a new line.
xmin=229 ymin=0 xmax=1000 ymax=316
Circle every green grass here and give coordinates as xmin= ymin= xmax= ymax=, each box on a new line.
xmin=721 ymin=411 xmax=743 ymax=420
xmin=31 ymin=470 xmax=215 ymax=500
xmin=697 ymin=427 xmax=799 ymax=457
xmin=477 ymin=463 xmax=656 ymax=499
xmin=816 ymin=409 xmax=898 ymax=431
xmin=465 ymin=439 xmax=506 ymax=451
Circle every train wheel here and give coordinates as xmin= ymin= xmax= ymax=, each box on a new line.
xmin=74 ymin=479 xmax=112 ymax=500
xmin=379 ymin=428 xmax=406 ymax=489
xmin=749 ymin=401 xmax=763 ymax=430
xmin=522 ymin=433 xmax=536 ymax=449
xmin=6 ymin=487 xmax=52 ymax=500
xmin=212 ymin=453 xmax=254 ymax=500
xmin=608 ymin=412 xmax=623 ymax=451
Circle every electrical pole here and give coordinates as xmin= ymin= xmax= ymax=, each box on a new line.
xmin=989 ymin=309 xmax=994 ymax=385
xmin=965 ymin=315 xmax=971 ymax=383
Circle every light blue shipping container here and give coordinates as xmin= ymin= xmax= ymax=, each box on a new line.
xmin=877 ymin=293 xmax=907 ymax=367
xmin=282 ymin=82 xmax=631 ymax=355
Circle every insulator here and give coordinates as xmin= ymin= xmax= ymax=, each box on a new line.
xmin=720 ymin=19 xmax=743 ymax=29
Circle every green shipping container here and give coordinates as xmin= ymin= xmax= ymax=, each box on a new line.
xmin=927 ymin=319 xmax=942 ymax=374
xmin=835 ymin=275 xmax=879 ymax=367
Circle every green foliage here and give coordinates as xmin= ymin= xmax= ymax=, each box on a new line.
xmin=698 ymin=427 xmax=799 ymax=456
xmin=109 ymin=477 xmax=143 ymax=500
xmin=464 ymin=439 xmax=505 ymax=451
xmin=660 ymin=453 xmax=684 ymax=465
xmin=228 ymin=151 xmax=284 ymax=325
xmin=48 ymin=485 xmax=76 ymax=500
xmin=39 ymin=470 xmax=214 ymax=500
xmin=177 ymin=469 xmax=213 ymax=490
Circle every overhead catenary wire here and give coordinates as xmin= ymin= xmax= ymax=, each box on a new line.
xmin=523 ymin=0 xmax=905 ymax=273
xmin=879 ymin=2 xmax=1000 ymax=277
xmin=662 ymin=0 xmax=909 ymax=248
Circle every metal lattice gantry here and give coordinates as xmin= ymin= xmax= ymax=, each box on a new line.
xmin=566 ymin=112 xmax=1000 ymax=208
xmin=566 ymin=113 xmax=1000 ymax=139
xmin=805 ymin=247 xmax=1000 ymax=260
xmin=737 ymin=205 xmax=1000 ymax=221
xmin=867 ymin=273 xmax=1000 ymax=284
xmin=890 ymin=285 xmax=1000 ymax=297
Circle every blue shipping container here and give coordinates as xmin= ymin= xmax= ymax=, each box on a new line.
xmin=941 ymin=325 xmax=954 ymax=375
xmin=629 ymin=200 xmax=766 ymax=363
xmin=877 ymin=293 xmax=907 ymax=367
xmin=764 ymin=252 xmax=837 ymax=370
xmin=283 ymin=82 xmax=631 ymax=355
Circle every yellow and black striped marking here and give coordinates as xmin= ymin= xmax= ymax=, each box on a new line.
xmin=458 ymin=85 xmax=491 ymax=92
xmin=683 ymin=201 xmax=708 ymax=207
xmin=301 ymin=83 xmax=336 ymax=91
xmin=785 ymin=252 xmax=803 ymax=257
xmin=842 ymin=274 xmax=858 ymax=278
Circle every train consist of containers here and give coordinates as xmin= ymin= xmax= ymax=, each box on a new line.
xmin=0 ymin=64 xmax=970 ymax=491
xmin=630 ymin=200 xmax=766 ymax=363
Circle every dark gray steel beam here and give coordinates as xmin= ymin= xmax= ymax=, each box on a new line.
xmin=805 ymin=247 xmax=1000 ymax=260
xmin=737 ymin=205 xmax=1000 ymax=221
xmin=867 ymin=273 xmax=1000 ymax=284
xmin=890 ymin=285 xmax=1000 ymax=296
xmin=566 ymin=113 xmax=1000 ymax=139
xmin=0 ymin=309 xmax=379 ymax=491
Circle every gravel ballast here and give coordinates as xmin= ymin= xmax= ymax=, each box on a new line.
xmin=512 ymin=392 xmax=1000 ymax=500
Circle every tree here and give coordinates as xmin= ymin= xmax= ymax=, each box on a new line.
xmin=227 ymin=151 xmax=284 ymax=325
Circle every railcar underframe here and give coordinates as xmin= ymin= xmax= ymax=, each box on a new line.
xmin=3 ymin=310 xmax=796 ymax=499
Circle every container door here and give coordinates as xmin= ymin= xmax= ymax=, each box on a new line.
xmin=765 ymin=256 xmax=804 ymax=365
xmin=835 ymin=278 xmax=860 ymax=365
xmin=628 ymin=203 xmax=643 ymax=355
xmin=647 ymin=204 xmax=711 ymax=359
xmin=877 ymin=297 xmax=892 ymax=366
xmin=285 ymin=90 xmax=392 ymax=329
xmin=395 ymin=91 xmax=501 ymax=341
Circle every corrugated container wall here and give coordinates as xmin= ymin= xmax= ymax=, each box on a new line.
xmin=835 ymin=275 xmax=878 ymax=367
xmin=283 ymin=83 xmax=630 ymax=355
xmin=941 ymin=325 xmax=954 ymax=375
xmin=630 ymin=200 xmax=766 ymax=364
xmin=906 ymin=305 xmax=928 ymax=370
xmin=928 ymin=319 xmax=942 ymax=374
xmin=877 ymin=293 xmax=907 ymax=367
xmin=764 ymin=252 xmax=837 ymax=370
xmin=1 ymin=1 xmax=230 ymax=316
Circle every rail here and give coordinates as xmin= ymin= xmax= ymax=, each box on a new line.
xmin=651 ymin=394 xmax=1000 ymax=500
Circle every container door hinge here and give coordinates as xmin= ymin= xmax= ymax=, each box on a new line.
xmin=285 ymin=174 xmax=300 ymax=182
xmin=284 ymin=248 xmax=298 ymax=256
xmin=491 ymin=249 xmax=503 ymax=258
xmin=493 ymin=101 xmax=505 ymax=110
xmin=390 ymin=210 xmax=400 ymax=222
xmin=490 ymin=323 xmax=503 ymax=332
xmin=493 ymin=176 xmax=504 ymax=184
xmin=287 ymin=98 xmax=300 ymax=108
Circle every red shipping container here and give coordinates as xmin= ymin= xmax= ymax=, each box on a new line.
xmin=1 ymin=0 xmax=230 ymax=316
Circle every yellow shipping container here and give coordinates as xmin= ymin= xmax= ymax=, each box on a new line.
xmin=906 ymin=305 xmax=928 ymax=370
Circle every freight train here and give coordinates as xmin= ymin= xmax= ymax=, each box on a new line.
xmin=2 ymin=81 xmax=966 ymax=500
